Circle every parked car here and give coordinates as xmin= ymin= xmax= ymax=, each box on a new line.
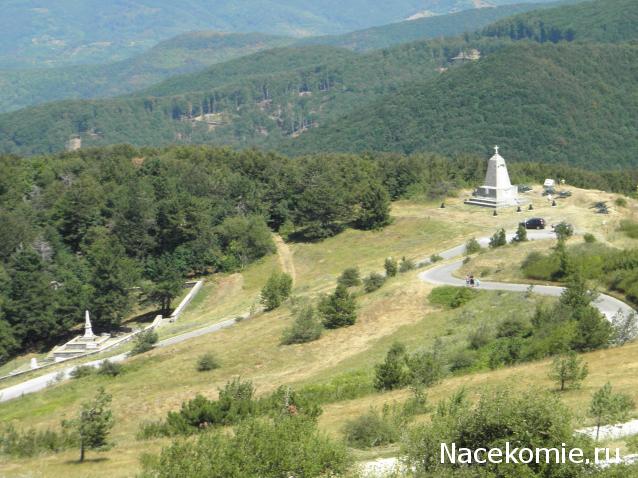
xmin=520 ymin=218 xmax=546 ymax=230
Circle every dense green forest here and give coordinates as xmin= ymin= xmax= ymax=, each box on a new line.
xmin=0 ymin=0 xmax=635 ymax=169
xmin=289 ymin=42 xmax=638 ymax=169
xmin=0 ymin=39 xmax=504 ymax=156
xmin=0 ymin=32 xmax=294 ymax=113
xmin=483 ymin=0 xmax=638 ymax=43
xmin=0 ymin=3 xmax=551 ymax=113
xmin=2 ymin=144 xmax=638 ymax=365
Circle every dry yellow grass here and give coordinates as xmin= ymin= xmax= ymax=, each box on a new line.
xmin=2 ymin=189 xmax=638 ymax=477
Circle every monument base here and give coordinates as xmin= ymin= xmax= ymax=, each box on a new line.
xmin=464 ymin=197 xmax=523 ymax=208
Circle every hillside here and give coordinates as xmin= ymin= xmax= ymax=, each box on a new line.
xmin=0 ymin=40 xmax=488 ymax=156
xmin=296 ymin=2 xmax=549 ymax=51
xmin=0 ymin=3 xmax=546 ymax=113
xmin=0 ymin=32 xmax=295 ymax=113
xmin=1 ymin=146 xmax=638 ymax=477
xmin=287 ymin=42 xmax=638 ymax=169
xmin=0 ymin=0 xmax=561 ymax=69
xmin=483 ymin=0 xmax=638 ymax=43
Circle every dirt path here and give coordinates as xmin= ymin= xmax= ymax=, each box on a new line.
xmin=273 ymin=234 xmax=296 ymax=284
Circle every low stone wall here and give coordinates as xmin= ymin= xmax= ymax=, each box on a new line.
xmin=0 ymin=315 xmax=163 ymax=382
xmin=169 ymin=280 xmax=204 ymax=322
xmin=1 ymin=278 xmax=205 ymax=382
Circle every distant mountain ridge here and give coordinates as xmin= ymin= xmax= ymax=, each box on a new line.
xmin=0 ymin=0 xmax=561 ymax=69
xmin=0 ymin=2 xmax=550 ymax=113
xmin=1 ymin=0 xmax=636 ymax=170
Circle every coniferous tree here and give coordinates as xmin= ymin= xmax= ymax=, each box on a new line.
xmin=384 ymin=257 xmax=398 ymax=277
xmin=281 ymin=305 xmax=323 ymax=345
xmin=64 ymin=387 xmax=114 ymax=462
xmin=548 ymin=351 xmax=588 ymax=391
xmin=318 ymin=284 xmax=357 ymax=329
xmin=374 ymin=342 xmax=409 ymax=391
xmin=4 ymin=249 xmax=57 ymax=347
xmin=261 ymin=272 xmax=293 ymax=311
xmin=355 ymin=181 xmax=391 ymax=230
xmin=85 ymin=232 xmax=139 ymax=331
xmin=589 ymin=383 xmax=635 ymax=441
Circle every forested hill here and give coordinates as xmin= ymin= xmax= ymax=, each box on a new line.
xmin=0 ymin=39 xmax=492 ymax=156
xmin=0 ymin=0 xmax=562 ymax=69
xmin=295 ymin=3 xmax=550 ymax=51
xmin=0 ymin=3 xmax=550 ymax=113
xmin=288 ymin=42 xmax=638 ymax=169
xmin=0 ymin=33 xmax=294 ymax=113
xmin=482 ymin=0 xmax=638 ymax=43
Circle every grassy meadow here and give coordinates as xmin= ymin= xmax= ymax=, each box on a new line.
xmin=2 ymin=189 xmax=638 ymax=477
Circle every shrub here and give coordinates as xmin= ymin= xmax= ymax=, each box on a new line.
xmin=399 ymin=257 xmax=416 ymax=272
xmin=197 ymin=353 xmax=220 ymax=372
xmin=0 ymin=424 xmax=74 ymax=458
xmin=71 ymin=365 xmax=95 ymax=379
xmin=363 ymin=272 xmax=386 ymax=293
xmin=406 ymin=351 xmax=443 ymax=388
xmin=496 ymin=318 xmax=529 ymax=338
xmin=374 ymin=342 xmax=409 ymax=391
xmin=343 ymin=409 xmax=399 ymax=448
xmin=465 ymin=237 xmax=482 ymax=255
xmin=318 ymin=285 xmax=357 ymax=329
xmin=138 ymin=416 xmax=350 ymax=478
xmin=554 ymin=222 xmax=574 ymax=241
xmin=429 ymin=254 xmax=443 ymax=263
xmin=489 ymin=228 xmax=507 ymax=248
xmin=281 ymin=306 xmax=323 ymax=345
xmin=97 ymin=360 xmax=123 ymax=377
xmin=584 ymin=233 xmax=596 ymax=243
xmin=403 ymin=388 xmax=591 ymax=477
xmin=337 ymin=267 xmax=361 ymax=287
xmin=468 ymin=323 xmax=492 ymax=350
xmin=449 ymin=349 xmax=477 ymax=372
xmin=521 ymin=251 xmax=559 ymax=280
xmin=131 ymin=329 xmax=159 ymax=355
xmin=260 ymin=272 xmax=293 ymax=311
xmin=615 ymin=197 xmax=628 ymax=208
xmin=428 ymin=286 xmax=476 ymax=309
xmin=511 ymin=223 xmax=528 ymax=243
xmin=619 ymin=220 xmax=638 ymax=239
xmin=384 ymin=257 xmax=398 ymax=277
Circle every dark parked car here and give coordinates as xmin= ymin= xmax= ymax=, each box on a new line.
xmin=520 ymin=218 xmax=546 ymax=230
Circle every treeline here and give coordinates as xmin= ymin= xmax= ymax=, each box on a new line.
xmin=0 ymin=37 xmax=511 ymax=157
xmin=482 ymin=0 xmax=638 ymax=44
xmin=291 ymin=42 xmax=638 ymax=169
xmin=3 ymin=144 xmax=638 ymax=364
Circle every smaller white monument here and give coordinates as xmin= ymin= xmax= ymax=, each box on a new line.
xmin=52 ymin=310 xmax=111 ymax=360
xmin=465 ymin=146 xmax=520 ymax=208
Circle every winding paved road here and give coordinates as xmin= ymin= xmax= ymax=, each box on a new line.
xmin=418 ymin=230 xmax=635 ymax=321
xmin=0 ymin=315 xmax=243 ymax=403
xmin=2 ymin=229 xmax=633 ymax=405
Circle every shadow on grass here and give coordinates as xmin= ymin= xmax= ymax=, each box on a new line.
xmin=65 ymin=456 xmax=109 ymax=465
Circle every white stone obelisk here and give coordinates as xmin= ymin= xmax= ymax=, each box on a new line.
xmin=84 ymin=310 xmax=95 ymax=339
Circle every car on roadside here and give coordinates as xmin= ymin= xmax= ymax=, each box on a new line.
xmin=520 ymin=218 xmax=546 ymax=230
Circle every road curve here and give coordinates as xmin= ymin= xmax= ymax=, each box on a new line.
xmin=418 ymin=230 xmax=635 ymax=321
